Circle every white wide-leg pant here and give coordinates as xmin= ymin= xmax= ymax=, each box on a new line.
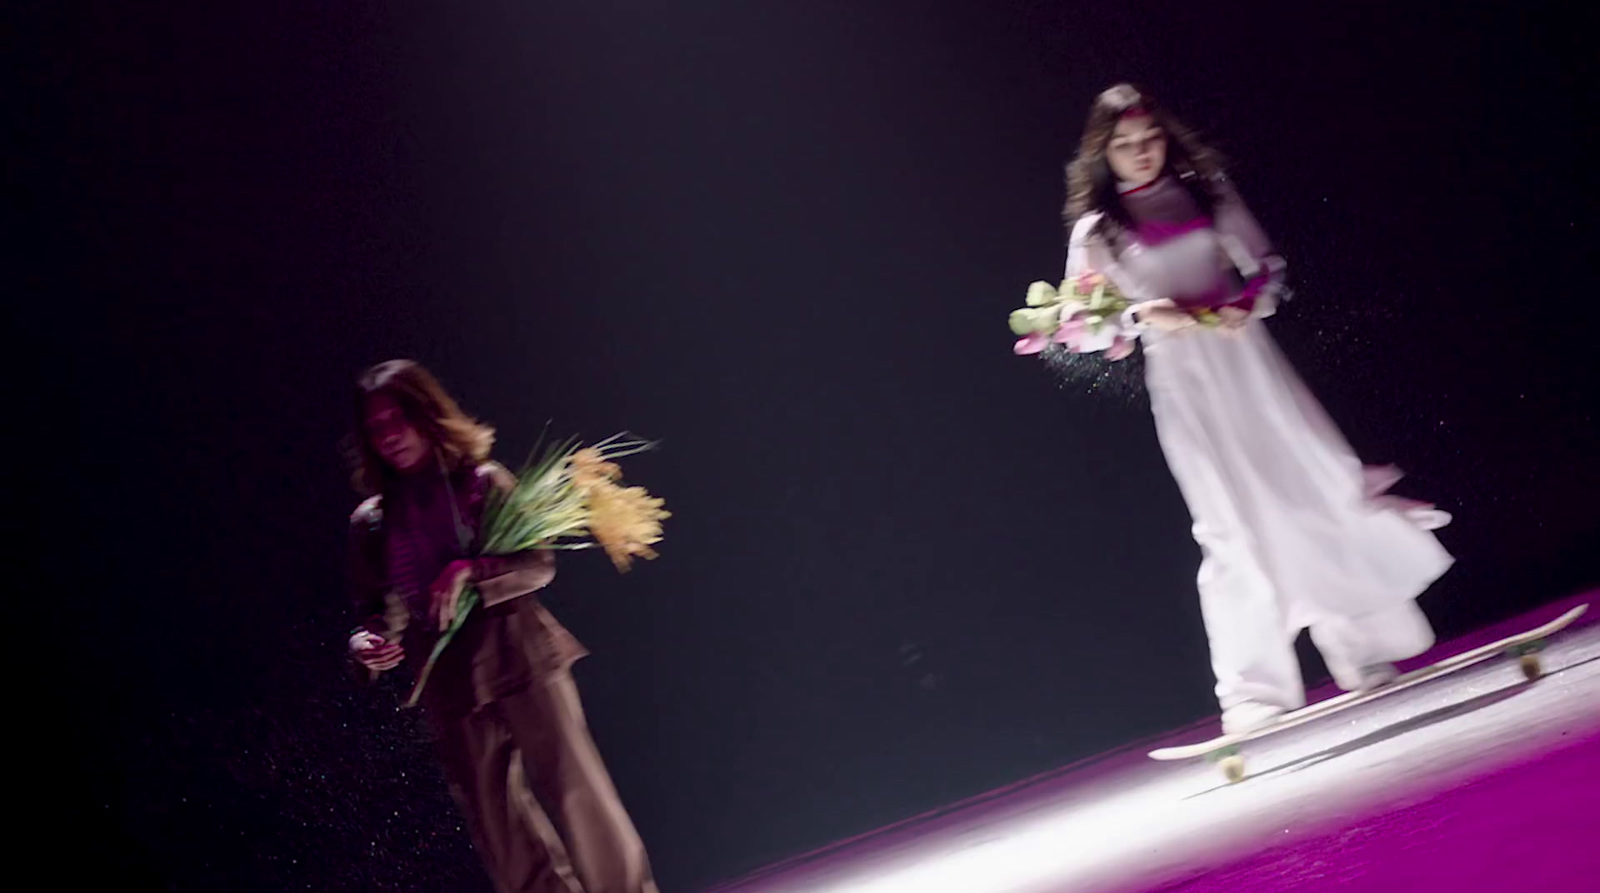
xmin=1145 ymin=320 xmax=1453 ymax=710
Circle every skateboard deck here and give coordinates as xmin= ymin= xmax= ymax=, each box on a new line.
xmin=1149 ymin=604 xmax=1587 ymax=781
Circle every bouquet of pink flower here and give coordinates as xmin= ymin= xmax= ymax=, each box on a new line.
xmin=1008 ymin=271 xmax=1136 ymax=361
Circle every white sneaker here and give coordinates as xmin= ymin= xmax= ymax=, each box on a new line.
xmin=1352 ymin=662 xmax=1399 ymax=691
xmin=1221 ymin=701 xmax=1287 ymax=736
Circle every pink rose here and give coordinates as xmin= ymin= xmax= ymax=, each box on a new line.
xmin=1105 ymin=335 xmax=1135 ymax=361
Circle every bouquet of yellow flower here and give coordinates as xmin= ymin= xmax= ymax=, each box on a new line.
xmin=403 ymin=432 xmax=668 ymax=707
xmin=1008 ymin=271 xmax=1136 ymax=361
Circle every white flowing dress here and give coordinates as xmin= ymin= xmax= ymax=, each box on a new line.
xmin=1067 ymin=176 xmax=1454 ymax=715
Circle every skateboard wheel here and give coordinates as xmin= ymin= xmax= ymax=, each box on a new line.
xmin=1219 ymin=754 xmax=1246 ymax=783
xmin=1519 ymin=654 xmax=1543 ymax=681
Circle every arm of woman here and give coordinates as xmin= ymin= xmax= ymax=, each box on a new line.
xmin=1212 ymin=178 xmax=1287 ymax=317
xmin=468 ymin=463 xmax=559 ymax=608
xmin=1064 ymin=213 xmax=1117 ymax=280
xmin=348 ymin=499 xmax=404 ymax=676
xmin=1066 ymin=214 xmax=1191 ymax=333
xmin=472 ymin=550 xmax=558 ymax=607
xmin=429 ymin=550 xmax=557 ymax=630
xmin=428 ymin=466 xmax=562 ymax=628
xmin=347 ymin=498 xmax=387 ymax=628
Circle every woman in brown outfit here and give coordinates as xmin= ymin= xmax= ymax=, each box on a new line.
xmin=345 ymin=359 xmax=658 ymax=893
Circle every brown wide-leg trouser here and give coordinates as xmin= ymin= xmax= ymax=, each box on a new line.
xmin=434 ymin=671 xmax=658 ymax=893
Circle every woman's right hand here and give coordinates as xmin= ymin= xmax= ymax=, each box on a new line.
xmin=1131 ymin=299 xmax=1197 ymax=332
xmin=349 ymin=629 xmax=404 ymax=672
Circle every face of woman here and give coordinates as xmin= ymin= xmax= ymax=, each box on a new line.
xmin=364 ymin=392 xmax=430 ymax=474
xmin=1105 ymin=114 xmax=1167 ymax=187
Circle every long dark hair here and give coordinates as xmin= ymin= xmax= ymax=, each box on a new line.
xmin=1063 ymin=84 xmax=1225 ymax=246
xmin=350 ymin=359 xmax=495 ymax=495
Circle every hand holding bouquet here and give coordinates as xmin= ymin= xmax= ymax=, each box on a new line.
xmin=1133 ymin=300 xmax=1256 ymax=335
xmin=1008 ymin=271 xmax=1136 ymax=361
xmin=404 ymin=433 xmax=669 ymax=707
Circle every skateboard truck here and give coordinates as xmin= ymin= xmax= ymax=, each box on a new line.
xmin=1205 ymin=744 xmax=1245 ymax=783
xmin=1508 ymin=639 xmax=1546 ymax=681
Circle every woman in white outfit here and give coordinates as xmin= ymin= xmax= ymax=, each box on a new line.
xmin=1062 ymin=84 xmax=1454 ymax=734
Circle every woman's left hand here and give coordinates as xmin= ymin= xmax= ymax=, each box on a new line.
xmin=430 ymin=559 xmax=475 ymax=630
xmin=1217 ymin=305 xmax=1251 ymax=332
xmin=1131 ymin=300 xmax=1196 ymax=332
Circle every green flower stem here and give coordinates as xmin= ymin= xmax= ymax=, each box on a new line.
xmin=402 ymin=586 xmax=482 ymax=708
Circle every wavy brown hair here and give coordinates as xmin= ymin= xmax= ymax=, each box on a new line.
xmin=1064 ymin=83 xmax=1225 ymax=246
xmin=350 ymin=359 xmax=496 ymax=495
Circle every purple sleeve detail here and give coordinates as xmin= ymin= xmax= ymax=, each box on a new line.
xmin=1229 ymin=273 xmax=1273 ymax=312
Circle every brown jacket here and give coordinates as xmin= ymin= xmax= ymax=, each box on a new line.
xmin=347 ymin=462 xmax=588 ymax=717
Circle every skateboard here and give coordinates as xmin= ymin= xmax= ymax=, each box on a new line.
xmin=1149 ymin=604 xmax=1588 ymax=783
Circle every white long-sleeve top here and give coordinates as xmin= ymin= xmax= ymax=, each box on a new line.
xmin=1066 ymin=175 xmax=1286 ymax=330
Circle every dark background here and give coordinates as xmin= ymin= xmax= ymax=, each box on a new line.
xmin=14 ymin=1 xmax=1596 ymax=890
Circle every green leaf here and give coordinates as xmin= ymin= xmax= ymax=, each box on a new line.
xmin=403 ymin=587 xmax=482 ymax=708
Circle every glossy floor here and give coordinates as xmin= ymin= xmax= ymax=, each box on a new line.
xmin=707 ymin=594 xmax=1600 ymax=893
